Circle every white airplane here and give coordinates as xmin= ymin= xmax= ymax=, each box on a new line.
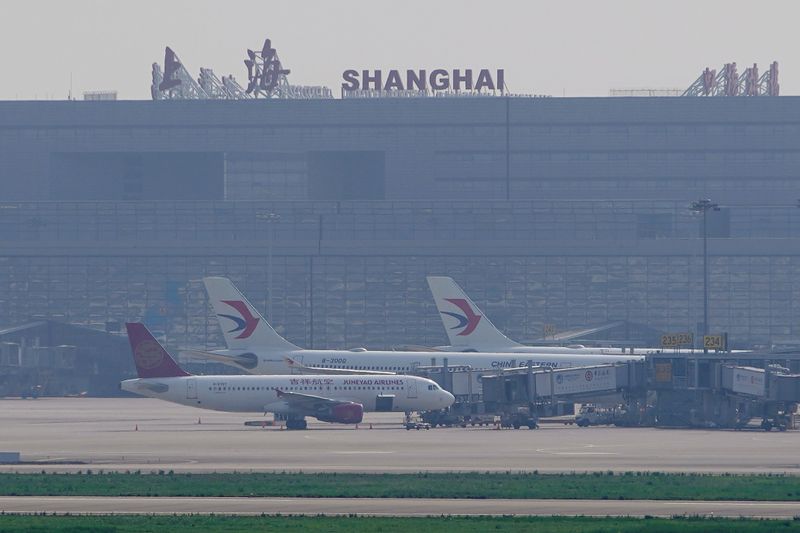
xmin=186 ymin=277 xmax=642 ymax=376
xmin=121 ymin=323 xmax=454 ymax=430
xmin=427 ymin=276 xmax=686 ymax=356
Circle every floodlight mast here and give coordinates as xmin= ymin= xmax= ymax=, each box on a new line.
xmin=256 ymin=212 xmax=282 ymax=320
xmin=689 ymin=199 xmax=720 ymax=342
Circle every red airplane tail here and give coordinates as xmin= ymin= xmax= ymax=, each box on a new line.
xmin=125 ymin=323 xmax=190 ymax=379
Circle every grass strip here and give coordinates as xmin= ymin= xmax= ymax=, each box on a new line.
xmin=1 ymin=471 xmax=800 ymax=500
xmin=0 ymin=515 xmax=798 ymax=533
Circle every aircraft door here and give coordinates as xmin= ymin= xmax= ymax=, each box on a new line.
xmin=407 ymin=379 xmax=418 ymax=399
xmin=186 ymin=378 xmax=197 ymax=400
xmin=375 ymin=395 xmax=394 ymax=412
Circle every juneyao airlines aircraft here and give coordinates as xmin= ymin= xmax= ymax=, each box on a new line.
xmin=121 ymin=323 xmax=454 ymax=430
xmin=184 ymin=277 xmax=642 ymax=376
xmin=427 ymin=276 xmax=703 ymax=356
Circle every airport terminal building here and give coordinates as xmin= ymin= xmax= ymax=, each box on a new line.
xmin=1 ymin=96 xmax=800 ymax=353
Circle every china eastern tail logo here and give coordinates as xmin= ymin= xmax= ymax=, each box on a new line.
xmin=218 ymin=300 xmax=260 ymax=339
xmin=441 ymin=298 xmax=481 ymax=336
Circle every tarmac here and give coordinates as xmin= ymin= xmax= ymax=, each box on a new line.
xmin=1 ymin=496 xmax=800 ymax=518
xmin=2 ymin=397 xmax=800 ymax=474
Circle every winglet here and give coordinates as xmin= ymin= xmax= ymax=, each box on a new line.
xmin=126 ymin=323 xmax=190 ymax=379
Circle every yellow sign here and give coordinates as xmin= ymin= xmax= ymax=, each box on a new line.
xmin=660 ymin=333 xmax=693 ymax=348
xmin=703 ymin=334 xmax=726 ymax=351
xmin=655 ymin=362 xmax=673 ymax=382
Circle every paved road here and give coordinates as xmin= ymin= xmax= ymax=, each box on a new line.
xmin=3 ymin=398 xmax=800 ymax=474
xmin=1 ymin=496 xmax=799 ymax=518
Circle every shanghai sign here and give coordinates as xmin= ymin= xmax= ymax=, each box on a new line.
xmin=342 ymin=69 xmax=505 ymax=94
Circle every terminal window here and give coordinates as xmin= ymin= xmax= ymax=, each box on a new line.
xmin=705 ymin=208 xmax=731 ymax=238
xmin=307 ymin=151 xmax=385 ymax=201
xmin=49 ymin=152 xmax=224 ymax=201
xmin=636 ymin=213 xmax=673 ymax=238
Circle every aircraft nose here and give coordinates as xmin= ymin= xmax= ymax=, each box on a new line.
xmin=441 ymin=390 xmax=455 ymax=406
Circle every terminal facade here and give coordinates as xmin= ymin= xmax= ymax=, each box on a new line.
xmin=0 ymin=96 xmax=799 ymax=352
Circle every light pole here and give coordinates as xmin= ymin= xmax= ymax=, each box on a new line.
xmin=256 ymin=212 xmax=281 ymax=320
xmin=689 ymin=199 xmax=719 ymax=339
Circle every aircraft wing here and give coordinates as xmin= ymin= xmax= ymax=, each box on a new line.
xmin=275 ymin=389 xmax=350 ymax=410
xmin=285 ymin=356 xmax=396 ymax=375
xmin=272 ymin=389 xmax=363 ymax=423
xmin=535 ymin=321 xmax=626 ymax=342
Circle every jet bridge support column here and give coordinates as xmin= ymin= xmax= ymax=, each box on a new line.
xmin=442 ymin=358 xmax=452 ymax=393
xmin=526 ymin=360 xmax=534 ymax=402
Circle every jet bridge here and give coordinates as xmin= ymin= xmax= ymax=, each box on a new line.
xmin=418 ymin=351 xmax=800 ymax=430
xmin=416 ymin=360 xmax=647 ymax=426
xmin=650 ymin=353 xmax=800 ymax=429
xmin=481 ymin=362 xmax=646 ymax=408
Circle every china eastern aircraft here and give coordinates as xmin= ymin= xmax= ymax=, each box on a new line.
xmin=121 ymin=323 xmax=454 ymax=430
xmin=184 ymin=277 xmax=642 ymax=376
xmin=427 ymin=276 xmax=694 ymax=355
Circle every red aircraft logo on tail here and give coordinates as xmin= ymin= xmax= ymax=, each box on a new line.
xmin=134 ymin=339 xmax=165 ymax=370
xmin=218 ymin=300 xmax=260 ymax=339
xmin=441 ymin=298 xmax=482 ymax=336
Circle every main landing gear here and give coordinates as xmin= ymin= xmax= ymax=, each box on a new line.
xmin=286 ymin=417 xmax=308 ymax=430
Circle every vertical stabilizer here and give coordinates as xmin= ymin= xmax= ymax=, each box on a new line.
xmin=125 ymin=323 xmax=190 ymax=378
xmin=202 ymin=277 xmax=299 ymax=351
xmin=426 ymin=276 xmax=523 ymax=350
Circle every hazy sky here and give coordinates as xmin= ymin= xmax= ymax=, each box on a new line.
xmin=0 ymin=0 xmax=795 ymax=100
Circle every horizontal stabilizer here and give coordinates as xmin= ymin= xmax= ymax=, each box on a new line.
xmin=391 ymin=344 xmax=445 ymax=352
xmin=133 ymin=382 xmax=169 ymax=393
xmin=180 ymin=349 xmax=259 ymax=369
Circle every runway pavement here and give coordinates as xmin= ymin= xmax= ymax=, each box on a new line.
xmin=3 ymin=398 xmax=800 ymax=474
xmin=1 ymin=496 xmax=799 ymax=518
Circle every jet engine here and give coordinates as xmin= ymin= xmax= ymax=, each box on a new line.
xmin=316 ymin=402 xmax=364 ymax=424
